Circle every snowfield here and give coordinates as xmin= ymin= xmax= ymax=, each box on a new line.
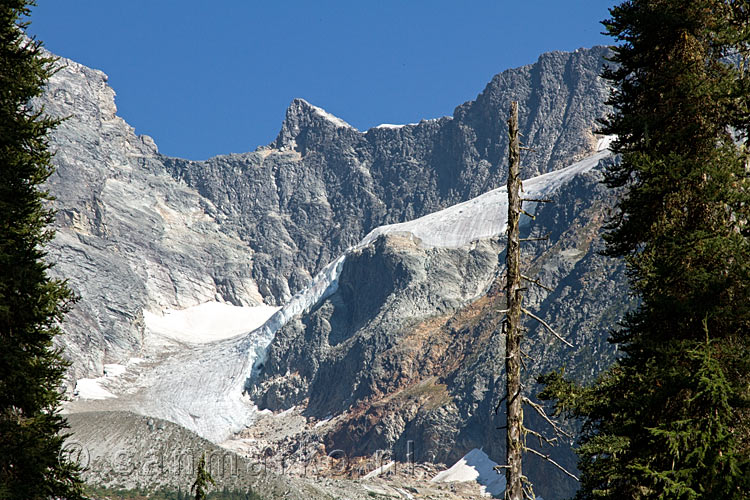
xmin=360 ymin=150 xmax=609 ymax=249
xmin=67 ymin=150 xmax=612 ymax=446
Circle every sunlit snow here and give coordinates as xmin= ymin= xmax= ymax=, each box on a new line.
xmin=74 ymin=378 xmax=115 ymax=400
xmin=596 ymin=134 xmax=616 ymax=152
xmin=143 ymin=302 xmax=280 ymax=344
xmin=432 ymin=448 xmax=507 ymax=498
xmin=74 ymin=361 xmax=139 ymax=399
xmin=309 ymin=102 xmax=355 ymax=129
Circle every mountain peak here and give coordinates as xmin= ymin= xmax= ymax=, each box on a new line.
xmin=274 ymin=98 xmax=356 ymax=150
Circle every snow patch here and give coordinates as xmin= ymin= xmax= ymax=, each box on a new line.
xmin=374 ymin=123 xmax=414 ymax=130
xmin=374 ymin=123 xmax=405 ymax=129
xmin=309 ymin=103 xmax=355 ymax=129
xmin=102 ymin=363 xmax=127 ymax=377
xmin=596 ymin=134 xmax=616 ymax=152
xmin=432 ymin=448 xmax=506 ymax=498
xmin=74 ymin=378 xmax=115 ymax=400
xmin=143 ymin=302 xmax=280 ymax=344
xmin=74 ymin=362 xmax=134 ymax=400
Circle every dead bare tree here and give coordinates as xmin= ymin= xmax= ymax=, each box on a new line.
xmin=499 ymin=101 xmax=578 ymax=500
xmin=504 ymin=100 xmax=524 ymax=500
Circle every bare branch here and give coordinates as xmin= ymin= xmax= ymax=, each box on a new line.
xmin=521 ymin=198 xmax=552 ymax=203
xmin=522 ymin=308 xmax=574 ymax=348
xmin=521 ymin=209 xmax=536 ymax=220
xmin=523 ymin=397 xmax=572 ymax=438
xmin=521 ymin=275 xmax=554 ymax=292
xmin=495 ymin=393 xmax=507 ymax=414
xmin=523 ymin=447 xmax=579 ymax=481
xmin=523 ymin=425 xmax=559 ymax=448
xmin=522 ymin=483 xmax=537 ymax=500
xmin=519 ymin=235 xmax=549 ymax=242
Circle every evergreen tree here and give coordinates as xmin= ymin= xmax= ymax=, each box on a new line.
xmin=540 ymin=1 xmax=750 ymax=498
xmin=0 ymin=1 xmax=85 ymax=499
xmin=191 ymin=454 xmax=215 ymax=500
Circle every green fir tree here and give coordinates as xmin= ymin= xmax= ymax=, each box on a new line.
xmin=540 ymin=1 xmax=750 ymax=498
xmin=191 ymin=454 xmax=215 ymax=500
xmin=0 ymin=1 xmax=85 ymax=499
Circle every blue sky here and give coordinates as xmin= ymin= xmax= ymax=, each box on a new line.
xmin=29 ymin=1 xmax=618 ymax=160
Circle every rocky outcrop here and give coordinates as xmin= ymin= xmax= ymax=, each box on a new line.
xmin=248 ymin=156 xmax=630 ymax=499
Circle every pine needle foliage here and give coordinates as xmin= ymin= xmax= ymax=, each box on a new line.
xmin=0 ymin=1 xmax=84 ymax=499
xmin=540 ymin=1 xmax=750 ymax=498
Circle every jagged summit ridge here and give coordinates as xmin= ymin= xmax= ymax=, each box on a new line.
xmin=167 ymin=46 xmax=613 ymax=304
xmin=274 ymin=98 xmax=357 ymax=150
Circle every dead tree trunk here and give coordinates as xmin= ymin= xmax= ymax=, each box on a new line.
xmin=505 ymin=101 xmax=523 ymax=500
xmin=496 ymin=103 xmax=578 ymax=498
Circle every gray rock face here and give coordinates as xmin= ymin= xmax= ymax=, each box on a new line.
xmin=248 ymin=158 xmax=630 ymax=499
xmin=39 ymin=56 xmax=264 ymax=380
xmin=163 ymin=46 xmax=613 ymax=303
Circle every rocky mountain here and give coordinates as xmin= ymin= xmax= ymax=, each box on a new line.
xmin=35 ymin=43 xmax=631 ymax=498
xmin=41 ymin=45 xmax=613 ymax=382
xmin=162 ymin=46 xmax=612 ymax=304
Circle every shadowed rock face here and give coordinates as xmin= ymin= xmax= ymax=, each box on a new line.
xmin=249 ymin=158 xmax=631 ymax=500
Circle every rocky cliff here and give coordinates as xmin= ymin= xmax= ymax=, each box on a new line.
xmin=248 ymin=152 xmax=631 ymax=499
xmin=39 ymin=56 xmax=264 ymax=381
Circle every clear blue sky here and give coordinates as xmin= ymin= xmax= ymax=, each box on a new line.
xmin=28 ymin=1 xmax=618 ymax=160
